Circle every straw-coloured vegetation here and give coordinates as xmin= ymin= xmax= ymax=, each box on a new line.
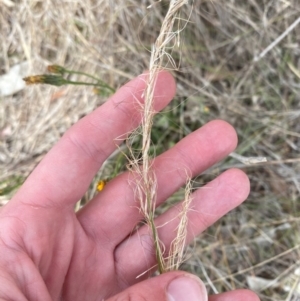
xmin=1 ymin=1 xmax=300 ymax=300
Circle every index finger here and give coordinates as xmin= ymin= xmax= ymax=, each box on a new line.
xmin=12 ymin=71 xmax=176 ymax=208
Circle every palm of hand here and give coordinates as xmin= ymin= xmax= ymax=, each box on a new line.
xmin=0 ymin=72 xmax=256 ymax=301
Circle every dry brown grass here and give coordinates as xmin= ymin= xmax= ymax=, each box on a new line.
xmin=1 ymin=1 xmax=300 ymax=300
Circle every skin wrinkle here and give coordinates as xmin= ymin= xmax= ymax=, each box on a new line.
xmin=111 ymin=90 xmax=143 ymax=128
xmin=110 ymin=77 xmax=148 ymax=123
xmin=190 ymin=125 xmax=235 ymax=169
xmin=1 ymin=244 xmax=47 ymax=297
xmin=80 ymin=216 xmax=115 ymax=250
xmin=0 ymin=217 xmax=27 ymax=255
xmin=115 ymin=231 xmax=157 ymax=283
xmin=113 ymin=245 xmax=131 ymax=292
xmin=187 ymin=202 xmax=212 ymax=236
xmin=16 ymin=179 xmax=63 ymax=209
xmin=23 ymin=271 xmax=53 ymax=301
xmin=1 ymin=252 xmax=43 ymax=301
xmin=110 ymin=73 xmax=175 ymax=126
xmin=223 ymin=172 xmax=247 ymax=204
xmin=82 ymin=244 xmax=102 ymax=271
xmin=64 ymin=237 xmax=116 ymax=301
xmin=64 ymin=129 xmax=109 ymax=166
xmin=169 ymin=146 xmax=193 ymax=178
xmin=0 ymin=274 xmax=29 ymax=301
xmin=78 ymin=192 xmax=130 ymax=248
xmin=71 ymin=224 xmax=115 ymax=280
xmin=86 ymin=101 xmax=136 ymax=152
xmin=0 ymin=241 xmax=26 ymax=279
xmin=13 ymin=159 xmax=84 ymax=209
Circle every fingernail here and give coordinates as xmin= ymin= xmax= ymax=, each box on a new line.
xmin=167 ymin=276 xmax=207 ymax=301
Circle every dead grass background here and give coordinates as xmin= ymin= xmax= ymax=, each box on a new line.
xmin=0 ymin=1 xmax=300 ymax=300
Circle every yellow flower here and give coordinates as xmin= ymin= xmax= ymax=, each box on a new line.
xmin=97 ymin=180 xmax=108 ymax=192
xmin=23 ymin=75 xmax=45 ymax=85
xmin=93 ymin=87 xmax=101 ymax=95
xmin=23 ymin=75 xmax=66 ymax=86
xmin=47 ymin=65 xmax=66 ymax=75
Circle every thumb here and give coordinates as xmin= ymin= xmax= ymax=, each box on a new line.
xmin=108 ymin=272 xmax=208 ymax=301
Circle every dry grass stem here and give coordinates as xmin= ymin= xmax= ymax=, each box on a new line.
xmin=254 ymin=16 xmax=300 ymax=62
xmin=165 ymin=178 xmax=193 ymax=271
xmin=130 ymin=0 xmax=189 ymax=274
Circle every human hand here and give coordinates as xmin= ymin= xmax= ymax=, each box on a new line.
xmin=0 ymin=72 xmax=259 ymax=301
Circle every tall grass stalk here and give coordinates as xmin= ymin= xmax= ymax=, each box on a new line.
xmin=129 ymin=0 xmax=190 ymax=274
